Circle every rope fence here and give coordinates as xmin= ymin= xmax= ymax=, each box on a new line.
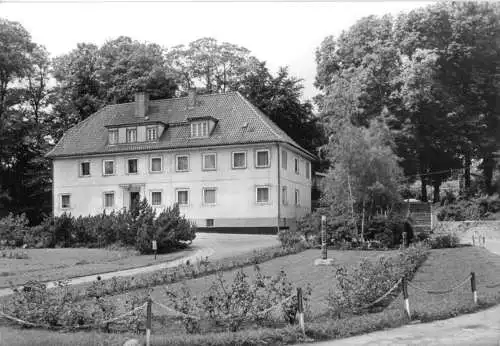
xmin=4 ymin=268 xmax=500 ymax=344
xmin=406 ymin=274 xmax=471 ymax=295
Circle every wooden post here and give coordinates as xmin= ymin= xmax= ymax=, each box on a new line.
xmin=402 ymin=277 xmax=411 ymax=319
xmin=297 ymin=287 xmax=305 ymax=335
xmin=471 ymin=272 xmax=477 ymax=304
xmin=146 ymin=297 xmax=152 ymax=346
xmin=402 ymin=231 xmax=407 ymax=249
xmin=321 ymin=215 xmax=327 ymax=260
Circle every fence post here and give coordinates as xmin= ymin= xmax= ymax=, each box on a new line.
xmin=472 ymin=233 xmax=476 ymax=247
xmin=402 ymin=277 xmax=411 ymax=319
xmin=297 ymin=287 xmax=305 ymax=335
xmin=471 ymin=272 xmax=477 ymax=305
xmin=146 ymin=297 xmax=152 ymax=346
xmin=482 ymin=235 xmax=486 ymax=248
xmin=321 ymin=215 xmax=327 ymax=260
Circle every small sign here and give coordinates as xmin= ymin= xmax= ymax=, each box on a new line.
xmin=152 ymin=240 xmax=157 ymax=251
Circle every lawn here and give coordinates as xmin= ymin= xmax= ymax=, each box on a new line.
xmin=0 ymin=247 xmax=190 ymax=288
xmin=3 ymin=246 xmax=500 ymax=346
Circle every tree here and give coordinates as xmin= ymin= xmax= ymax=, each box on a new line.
xmin=98 ymin=36 xmax=177 ymax=103
xmin=236 ymin=63 xmax=325 ymax=154
xmin=165 ymin=37 xmax=256 ymax=94
xmin=322 ymin=119 xmax=403 ymax=240
xmin=0 ymin=19 xmax=52 ymax=223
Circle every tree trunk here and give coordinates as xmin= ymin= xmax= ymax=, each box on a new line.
xmin=432 ymin=180 xmax=441 ymax=203
xmin=482 ymin=154 xmax=495 ymax=195
xmin=361 ymin=199 xmax=365 ymax=243
xmin=420 ymin=175 xmax=428 ymax=202
xmin=347 ymin=173 xmax=357 ymax=238
xmin=464 ymin=153 xmax=471 ymax=197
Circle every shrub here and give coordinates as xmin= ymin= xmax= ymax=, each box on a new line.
xmin=0 ymin=213 xmax=29 ymax=247
xmin=364 ymin=214 xmax=413 ymax=248
xmin=327 ymin=244 xmax=428 ymax=317
xmin=436 ymin=200 xmax=480 ymax=221
xmin=430 ymin=234 xmax=460 ymax=249
xmin=24 ymin=200 xmax=196 ymax=253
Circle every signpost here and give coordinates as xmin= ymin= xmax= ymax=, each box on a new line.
xmin=321 ymin=215 xmax=327 ymax=260
xmin=152 ymin=240 xmax=157 ymax=260
xmin=315 ymin=215 xmax=334 ymax=266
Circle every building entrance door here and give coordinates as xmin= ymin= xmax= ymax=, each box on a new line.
xmin=130 ymin=191 xmax=140 ymax=211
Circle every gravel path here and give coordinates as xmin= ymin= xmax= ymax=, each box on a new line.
xmin=0 ymin=233 xmax=279 ymax=297
xmin=302 ymin=223 xmax=500 ymax=346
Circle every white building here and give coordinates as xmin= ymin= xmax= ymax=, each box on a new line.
xmin=47 ymin=91 xmax=315 ymax=233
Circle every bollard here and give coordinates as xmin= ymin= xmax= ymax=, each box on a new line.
xmin=146 ymin=297 xmax=152 ymax=346
xmin=402 ymin=277 xmax=411 ymax=319
xmin=471 ymin=272 xmax=477 ymax=304
xmin=321 ymin=215 xmax=327 ymax=260
xmin=482 ymin=235 xmax=486 ymax=248
xmin=297 ymin=287 xmax=305 ymax=335
xmin=472 ymin=233 xmax=476 ymax=247
xmin=402 ymin=231 xmax=407 ymax=249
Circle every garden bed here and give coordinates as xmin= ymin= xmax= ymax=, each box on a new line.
xmin=3 ymin=246 xmax=500 ymax=346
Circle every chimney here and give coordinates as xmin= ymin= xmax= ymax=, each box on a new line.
xmin=134 ymin=92 xmax=149 ymax=118
xmin=187 ymin=89 xmax=197 ymax=109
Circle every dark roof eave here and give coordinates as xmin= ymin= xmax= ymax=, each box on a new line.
xmin=47 ymin=139 xmax=317 ymax=161
xmin=104 ymin=120 xmax=168 ymax=128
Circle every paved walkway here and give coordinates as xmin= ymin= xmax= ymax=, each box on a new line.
xmin=302 ymin=225 xmax=500 ymax=346
xmin=0 ymin=233 xmax=279 ymax=297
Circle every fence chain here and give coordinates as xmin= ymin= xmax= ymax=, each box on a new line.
xmin=0 ymin=302 xmax=147 ymax=330
xmin=255 ymin=294 xmax=295 ymax=317
xmin=485 ymin=281 xmax=500 ymax=289
xmin=153 ymin=300 xmax=202 ymax=320
xmin=407 ymin=274 xmax=471 ymax=295
xmin=361 ymin=279 xmax=402 ymax=309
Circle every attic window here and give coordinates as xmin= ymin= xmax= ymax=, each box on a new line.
xmin=108 ymin=129 xmax=118 ymax=145
xmin=147 ymin=127 xmax=157 ymax=141
xmin=191 ymin=121 xmax=208 ymax=138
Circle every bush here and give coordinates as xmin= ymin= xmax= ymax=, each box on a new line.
xmin=430 ymin=234 xmax=460 ymax=249
xmin=364 ymin=214 xmax=413 ymax=248
xmin=436 ymin=194 xmax=500 ymax=221
xmin=0 ymin=213 xmax=29 ymax=247
xmin=24 ymin=200 xmax=196 ymax=254
xmin=327 ymin=243 xmax=428 ymax=317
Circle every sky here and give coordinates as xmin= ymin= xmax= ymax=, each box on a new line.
xmin=0 ymin=0 xmax=432 ymax=101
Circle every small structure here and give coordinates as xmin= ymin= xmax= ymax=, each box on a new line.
xmin=314 ymin=215 xmax=334 ymax=266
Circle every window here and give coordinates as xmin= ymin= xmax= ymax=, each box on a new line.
xmin=176 ymin=189 xmax=189 ymax=206
xmin=282 ymin=150 xmax=287 ymax=170
xmin=108 ymin=129 xmax=118 ymax=145
xmin=206 ymin=219 xmax=214 ymax=227
xmin=151 ymin=191 xmax=162 ymax=206
xmin=256 ymin=186 xmax=270 ymax=203
xmin=80 ymin=161 xmax=90 ymax=177
xmin=126 ymin=128 xmax=137 ymax=143
xmin=282 ymin=186 xmax=288 ymax=205
xmin=306 ymin=162 xmax=310 ymax=179
xmin=203 ymin=188 xmax=216 ymax=205
xmin=146 ymin=127 xmax=158 ymax=141
xmin=294 ymin=158 xmax=300 ymax=174
xmin=104 ymin=192 xmax=114 ymax=208
xmin=176 ymin=155 xmax=189 ymax=172
xmin=232 ymin=151 xmax=246 ymax=169
xmin=295 ymin=189 xmax=300 ymax=206
xmin=191 ymin=121 xmax=208 ymax=138
xmin=127 ymin=159 xmax=138 ymax=174
xmin=255 ymin=149 xmax=270 ymax=168
xmin=202 ymin=153 xmax=217 ymax=171
xmin=61 ymin=194 xmax=71 ymax=209
xmin=150 ymin=157 xmax=162 ymax=172
xmin=103 ymin=160 xmax=115 ymax=175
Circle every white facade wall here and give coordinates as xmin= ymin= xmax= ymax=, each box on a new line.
xmin=53 ymin=143 xmax=312 ymax=229
xmin=278 ymin=144 xmax=312 ymax=230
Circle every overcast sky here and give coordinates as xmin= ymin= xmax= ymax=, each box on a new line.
xmin=0 ymin=0 xmax=432 ymax=101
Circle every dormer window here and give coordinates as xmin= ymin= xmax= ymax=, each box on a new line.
xmin=191 ymin=121 xmax=208 ymax=138
xmin=147 ymin=127 xmax=158 ymax=141
xmin=126 ymin=128 xmax=137 ymax=143
xmin=108 ymin=129 xmax=118 ymax=145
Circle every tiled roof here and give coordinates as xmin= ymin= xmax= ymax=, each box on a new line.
xmin=46 ymin=92 xmax=315 ymax=159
